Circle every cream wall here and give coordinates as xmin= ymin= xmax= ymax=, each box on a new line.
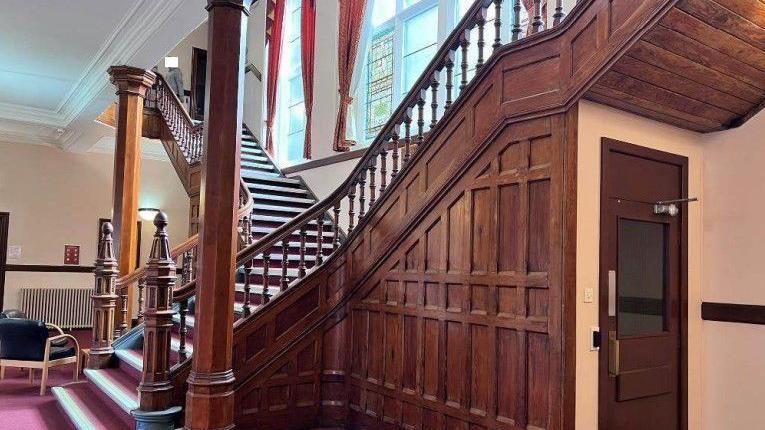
xmin=576 ymin=100 xmax=705 ymax=430
xmin=157 ymin=21 xmax=208 ymax=101
xmin=0 ymin=142 xmax=189 ymax=310
xmin=699 ymin=112 xmax=765 ymax=430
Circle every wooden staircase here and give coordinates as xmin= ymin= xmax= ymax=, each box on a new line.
xmin=51 ymin=128 xmax=337 ymax=429
xmin=49 ymin=0 xmax=765 ymax=428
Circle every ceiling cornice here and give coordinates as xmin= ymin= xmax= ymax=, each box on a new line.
xmin=0 ymin=0 xmax=187 ymax=143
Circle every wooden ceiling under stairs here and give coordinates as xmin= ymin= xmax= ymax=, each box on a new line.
xmin=587 ymin=0 xmax=765 ymax=132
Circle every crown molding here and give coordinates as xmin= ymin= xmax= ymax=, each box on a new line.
xmin=0 ymin=0 xmax=187 ymax=142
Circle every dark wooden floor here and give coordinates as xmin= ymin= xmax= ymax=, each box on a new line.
xmin=586 ymin=0 xmax=765 ymax=133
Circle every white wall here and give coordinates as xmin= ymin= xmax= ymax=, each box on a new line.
xmin=157 ymin=21 xmax=208 ymax=105
xmin=699 ymin=111 xmax=765 ymax=430
xmin=576 ymin=100 xmax=705 ymax=430
xmin=0 ymin=141 xmax=189 ymax=310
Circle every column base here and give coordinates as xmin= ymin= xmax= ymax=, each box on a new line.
xmin=131 ymin=406 xmax=182 ymax=430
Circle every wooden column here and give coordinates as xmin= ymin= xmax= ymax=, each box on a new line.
xmin=108 ymin=66 xmax=156 ymax=332
xmin=88 ymin=223 xmax=118 ymax=369
xmin=184 ymin=1 xmax=252 ymax=429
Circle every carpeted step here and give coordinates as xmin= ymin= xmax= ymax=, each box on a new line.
xmin=52 ymin=382 xmax=133 ymax=430
xmin=82 ymin=368 xmax=138 ymax=414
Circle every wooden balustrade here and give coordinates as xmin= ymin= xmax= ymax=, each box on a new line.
xmin=161 ymin=0 xmax=574 ymax=332
xmin=152 ymin=75 xmax=204 ymax=164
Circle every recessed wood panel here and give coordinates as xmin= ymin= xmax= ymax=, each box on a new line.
xmin=502 ymin=57 xmax=561 ymax=104
xmin=528 ymin=180 xmax=551 ymax=273
xmin=471 ymin=188 xmax=493 ymax=273
xmin=498 ymin=184 xmax=521 ymax=272
xmin=571 ymin=17 xmax=598 ymax=74
xmin=609 ymin=0 xmax=640 ymax=34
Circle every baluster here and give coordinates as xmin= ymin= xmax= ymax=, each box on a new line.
xmin=379 ymin=145 xmax=388 ymax=194
xmin=460 ymin=35 xmax=470 ymax=90
xmin=261 ymin=253 xmax=271 ymax=303
xmin=445 ymin=53 xmax=454 ymax=110
xmin=493 ymin=0 xmax=503 ymax=50
xmin=403 ymin=115 xmax=412 ymax=170
xmin=316 ymin=216 xmax=325 ymax=266
xmin=298 ymin=226 xmax=307 ymax=279
xmin=430 ymin=75 xmax=440 ymax=129
xmin=281 ymin=239 xmax=290 ymax=290
xmin=416 ymin=94 xmax=426 ymax=153
xmin=369 ymin=156 xmax=377 ymax=207
xmin=477 ymin=9 xmax=487 ymax=69
xmin=394 ymin=118 xmax=405 ymax=177
xmin=532 ymin=0 xmax=543 ymax=33
xmin=332 ymin=203 xmax=341 ymax=250
xmin=178 ymin=299 xmax=188 ymax=360
xmin=181 ymin=250 xmax=193 ymax=284
xmin=553 ymin=0 xmax=565 ymax=26
xmin=117 ymin=287 xmax=128 ymax=337
xmin=348 ymin=182 xmax=356 ymax=231
xmin=89 ymin=222 xmax=118 ymax=369
xmin=137 ymin=277 xmax=146 ymax=323
xmin=512 ymin=0 xmax=522 ymax=41
xmin=358 ymin=170 xmax=367 ymax=221
xmin=242 ymin=257 xmax=252 ymax=315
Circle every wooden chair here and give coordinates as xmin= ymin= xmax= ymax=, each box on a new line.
xmin=0 ymin=319 xmax=80 ymax=395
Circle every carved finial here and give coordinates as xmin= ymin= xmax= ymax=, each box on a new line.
xmin=97 ymin=222 xmax=116 ymax=262
xmin=149 ymin=211 xmax=171 ymax=261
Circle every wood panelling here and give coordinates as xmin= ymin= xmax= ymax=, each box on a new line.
xmin=587 ymin=0 xmax=765 ymax=132
xmin=216 ymin=0 xmax=707 ymax=428
xmin=701 ymin=302 xmax=765 ymax=326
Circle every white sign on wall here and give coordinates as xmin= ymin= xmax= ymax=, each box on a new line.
xmin=7 ymin=245 xmax=21 ymax=261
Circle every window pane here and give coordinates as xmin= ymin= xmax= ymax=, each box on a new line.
xmin=288 ymin=39 xmax=302 ymax=75
xmin=403 ymin=44 xmax=437 ymax=93
xmin=286 ymin=131 xmax=305 ymax=161
xmin=289 ymin=76 xmax=304 ymax=105
xmin=371 ymin=0 xmax=395 ymax=27
xmin=288 ymin=102 xmax=306 ymax=133
xmin=617 ymin=219 xmax=667 ymax=338
xmin=457 ymin=0 xmax=495 ymax=20
xmin=403 ymin=0 xmax=424 ymax=8
xmin=403 ymin=7 xmax=438 ymax=55
xmin=366 ymin=29 xmax=394 ymax=139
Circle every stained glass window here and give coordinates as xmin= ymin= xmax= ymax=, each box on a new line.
xmin=365 ymin=29 xmax=394 ymax=139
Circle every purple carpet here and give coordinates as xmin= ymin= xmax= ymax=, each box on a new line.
xmin=0 ymin=329 xmax=90 ymax=430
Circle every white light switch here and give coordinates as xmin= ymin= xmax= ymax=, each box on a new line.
xmin=584 ymin=288 xmax=594 ymax=303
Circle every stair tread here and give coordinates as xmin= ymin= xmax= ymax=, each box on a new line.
xmin=114 ymin=333 xmax=194 ymax=374
xmin=83 ymin=368 xmax=139 ymax=413
xmin=252 ymin=194 xmax=315 ymax=205
xmin=253 ymin=203 xmax=309 ymax=213
xmin=252 ymin=214 xmax=323 ymax=224
xmin=252 ymin=226 xmax=334 ymax=236
xmin=248 ymin=183 xmax=309 ymax=195
xmin=52 ymin=382 xmax=132 ymax=430
xmin=241 ymin=171 xmax=300 ymax=183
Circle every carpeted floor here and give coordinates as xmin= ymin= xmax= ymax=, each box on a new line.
xmin=0 ymin=329 xmax=90 ymax=430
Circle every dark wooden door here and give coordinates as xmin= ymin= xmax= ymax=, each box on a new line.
xmin=599 ymin=139 xmax=688 ymax=430
xmin=190 ymin=47 xmax=207 ymax=121
xmin=0 ymin=212 xmax=8 ymax=310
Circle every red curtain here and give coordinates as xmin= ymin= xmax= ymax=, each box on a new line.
xmin=333 ymin=0 xmax=367 ymax=152
xmin=301 ymin=0 xmax=316 ymax=159
xmin=522 ymin=0 xmax=547 ymax=35
xmin=266 ymin=0 xmax=286 ymax=154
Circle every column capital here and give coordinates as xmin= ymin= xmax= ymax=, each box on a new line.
xmin=108 ymin=65 xmax=157 ymax=98
xmin=206 ymin=0 xmax=254 ymax=14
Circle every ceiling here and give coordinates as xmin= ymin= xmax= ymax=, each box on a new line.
xmin=0 ymin=0 xmax=207 ymax=151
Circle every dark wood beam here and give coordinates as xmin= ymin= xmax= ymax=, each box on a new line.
xmin=702 ymin=302 xmax=765 ymax=326
xmin=184 ymin=1 xmax=252 ymax=429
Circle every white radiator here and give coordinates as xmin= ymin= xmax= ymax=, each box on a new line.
xmin=18 ymin=287 xmax=92 ymax=329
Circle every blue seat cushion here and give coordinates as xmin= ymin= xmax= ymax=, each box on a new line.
xmin=49 ymin=346 xmax=76 ymax=361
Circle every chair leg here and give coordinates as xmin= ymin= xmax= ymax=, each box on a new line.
xmin=73 ymin=357 xmax=80 ymax=382
xmin=40 ymin=366 xmax=49 ymax=396
xmin=28 ymin=368 xmax=34 ymax=383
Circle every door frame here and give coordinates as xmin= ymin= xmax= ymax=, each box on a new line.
xmin=0 ymin=212 xmax=9 ymax=310
xmin=598 ymin=138 xmax=688 ymax=430
xmin=190 ymin=47 xmax=207 ymax=121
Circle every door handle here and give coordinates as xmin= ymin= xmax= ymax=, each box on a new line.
xmin=608 ymin=270 xmax=616 ymax=317
xmin=609 ymin=330 xmax=620 ymax=377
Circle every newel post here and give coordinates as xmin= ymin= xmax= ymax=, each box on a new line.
xmin=88 ymin=222 xmax=119 ymax=369
xmin=132 ymin=212 xmax=182 ymax=429
xmin=185 ymin=1 xmax=253 ymax=429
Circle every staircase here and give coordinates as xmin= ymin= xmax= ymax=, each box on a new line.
xmin=51 ymin=126 xmax=337 ymax=429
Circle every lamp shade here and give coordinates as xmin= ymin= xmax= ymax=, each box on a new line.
xmin=138 ymin=208 xmax=160 ymax=222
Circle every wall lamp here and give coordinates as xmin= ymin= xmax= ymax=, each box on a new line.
xmin=138 ymin=207 xmax=161 ymax=221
